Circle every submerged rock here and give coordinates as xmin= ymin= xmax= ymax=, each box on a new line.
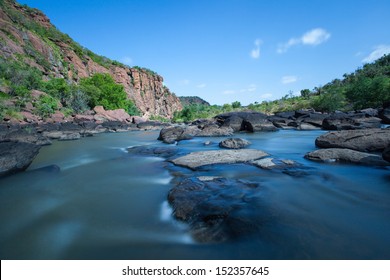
xmin=304 ymin=148 xmax=389 ymax=166
xmin=127 ymin=145 xmax=178 ymax=158
xmin=219 ymin=138 xmax=251 ymax=149
xmin=170 ymin=149 xmax=269 ymax=169
xmin=0 ymin=141 xmax=41 ymax=177
xmin=315 ymin=129 xmax=390 ymax=152
xmin=167 ymin=177 xmax=265 ymax=242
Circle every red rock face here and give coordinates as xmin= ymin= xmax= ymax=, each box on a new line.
xmin=0 ymin=0 xmax=183 ymax=119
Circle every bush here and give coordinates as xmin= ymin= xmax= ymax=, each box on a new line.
xmin=80 ymin=73 xmax=139 ymax=114
xmin=34 ymin=94 xmax=59 ymax=117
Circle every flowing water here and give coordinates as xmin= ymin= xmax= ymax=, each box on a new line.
xmin=0 ymin=130 xmax=389 ymax=259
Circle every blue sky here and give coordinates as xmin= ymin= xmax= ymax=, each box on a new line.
xmin=18 ymin=0 xmax=390 ymax=105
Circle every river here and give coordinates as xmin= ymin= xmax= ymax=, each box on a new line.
xmin=0 ymin=130 xmax=389 ymax=259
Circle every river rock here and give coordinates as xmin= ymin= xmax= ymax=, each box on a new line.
xmin=196 ymin=124 xmax=234 ymax=137
xmin=304 ymin=148 xmax=389 ymax=166
xmin=383 ymin=146 xmax=390 ymax=163
xmin=297 ymin=123 xmax=322 ymax=130
xmin=379 ymin=102 xmax=390 ymax=124
xmin=1 ymin=128 xmax=51 ymax=146
xmin=315 ymin=129 xmax=390 ymax=152
xmin=0 ymin=141 xmax=41 ymax=177
xmin=167 ymin=177 xmax=265 ymax=242
xmin=215 ymin=112 xmax=277 ymax=132
xmin=170 ymin=149 xmax=269 ymax=169
xmin=322 ymin=113 xmax=382 ymax=130
xmin=158 ymin=126 xmax=200 ymax=144
xmin=127 ymin=145 xmax=178 ymax=158
xmin=219 ymin=138 xmax=251 ymax=149
xmin=58 ymin=133 xmax=81 ymax=141
xmin=252 ymin=158 xmax=297 ymax=169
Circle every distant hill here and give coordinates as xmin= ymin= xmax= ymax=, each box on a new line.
xmin=179 ymin=96 xmax=210 ymax=107
xmin=0 ymin=0 xmax=182 ymax=118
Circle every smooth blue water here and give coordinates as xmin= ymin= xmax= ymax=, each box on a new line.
xmin=0 ymin=130 xmax=389 ymax=259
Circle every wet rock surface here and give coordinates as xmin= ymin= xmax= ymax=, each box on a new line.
xmin=168 ymin=177 xmax=266 ymax=242
xmin=315 ymin=128 xmax=390 ymax=152
xmin=305 ymin=148 xmax=389 ymax=166
xmin=219 ymin=138 xmax=251 ymax=149
xmin=0 ymin=141 xmax=41 ymax=177
xmin=170 ymin=149 xmax=269 ymax=170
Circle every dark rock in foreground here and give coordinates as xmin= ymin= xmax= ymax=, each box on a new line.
xmin=304 ymin=148 xmax=389 ymax=166
xmin=0 ymin=141 xmax=41 ymax=177
xmin=219 ymin=138 xmax=251 ymax=149
xmin=315 ymin=128 xmax=390 ymax=152
xmin=170 ymin=149 xmax=269 ymax=169
xmin=383 ymin=146 xmax=390 ymax=163
xmin=168 ymin=177 xmax=265 ymax=242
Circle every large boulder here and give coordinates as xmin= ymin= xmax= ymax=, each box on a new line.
xmin=170 ymin=149 xmax=269 ymax=169
xmin=168 ymin=177 xmax=265 ymax=242
xmin=304 ymin=148 xmax=389 ymax=166
xmin=158 ymin=126 xmax=200 ymax=144
xmin=379 ymin=102 xmax=390 ymax=124
xmin=215 ymin=112 xmax=277 ymax=132
xmin=322 ymin=112 xmax=382 ymax=130
xmin=1 ymin=127 xmax=51 ymax=146
xmin=93 ymin=106 xmax=131 ymax=122
xmin=315 ymin=128 xmax=390 ymax=152
xmin=219 ymin=138 xmax=251 ymax=149
xmin=127 ymin=145 xmax=178 ymax=158
xmin=196 ymin=124 xmax=234 ymax=137
xmin=0 ymin=141 xmax=41 ymax=177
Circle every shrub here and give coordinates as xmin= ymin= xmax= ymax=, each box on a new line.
xmin=80 ymin=73 xmax=139 ymax=114
xmin=34 ymin=94 xmax=59 ymax=117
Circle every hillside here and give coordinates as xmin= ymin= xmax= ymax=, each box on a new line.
xmin=179 ymin=96 xmax=210 ymax=107
xmin=0 ymin=0 xmax=182 ymax=119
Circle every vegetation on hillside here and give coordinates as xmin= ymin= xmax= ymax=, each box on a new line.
xmin=0 ymin=58 xmax=139 ymax=119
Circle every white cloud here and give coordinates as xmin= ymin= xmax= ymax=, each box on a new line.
xmin=301 ymin=28 xmax=331 ymax=45
xmin=277 ymin=28 xmax=330 ymax=53
xmin=223 ymin=90 xmax=236 ymax=95
xmin=196 ymin=83 xmax=206 ymax=88
xmin=121 ymin=56 xmax=133 ymax=65
xmin=281 ymin=75 xmax=298 ymax=84
xmin=260 ymin=93 xmax=273 ymax=99
xmin=362 ymin=45 xmax=390 ymax=63
xmin=250 ymin=39 xmax=262 ymax=59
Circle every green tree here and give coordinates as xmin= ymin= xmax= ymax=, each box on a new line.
xmin=231 ymin=101 xmax=241 ymax=108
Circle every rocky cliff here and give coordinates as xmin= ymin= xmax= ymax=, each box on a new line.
xmin=0 ymin=0 xmax=182 ymax=118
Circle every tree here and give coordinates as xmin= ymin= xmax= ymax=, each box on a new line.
xmin=231 ymin=101 xmax=241 ymax=108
